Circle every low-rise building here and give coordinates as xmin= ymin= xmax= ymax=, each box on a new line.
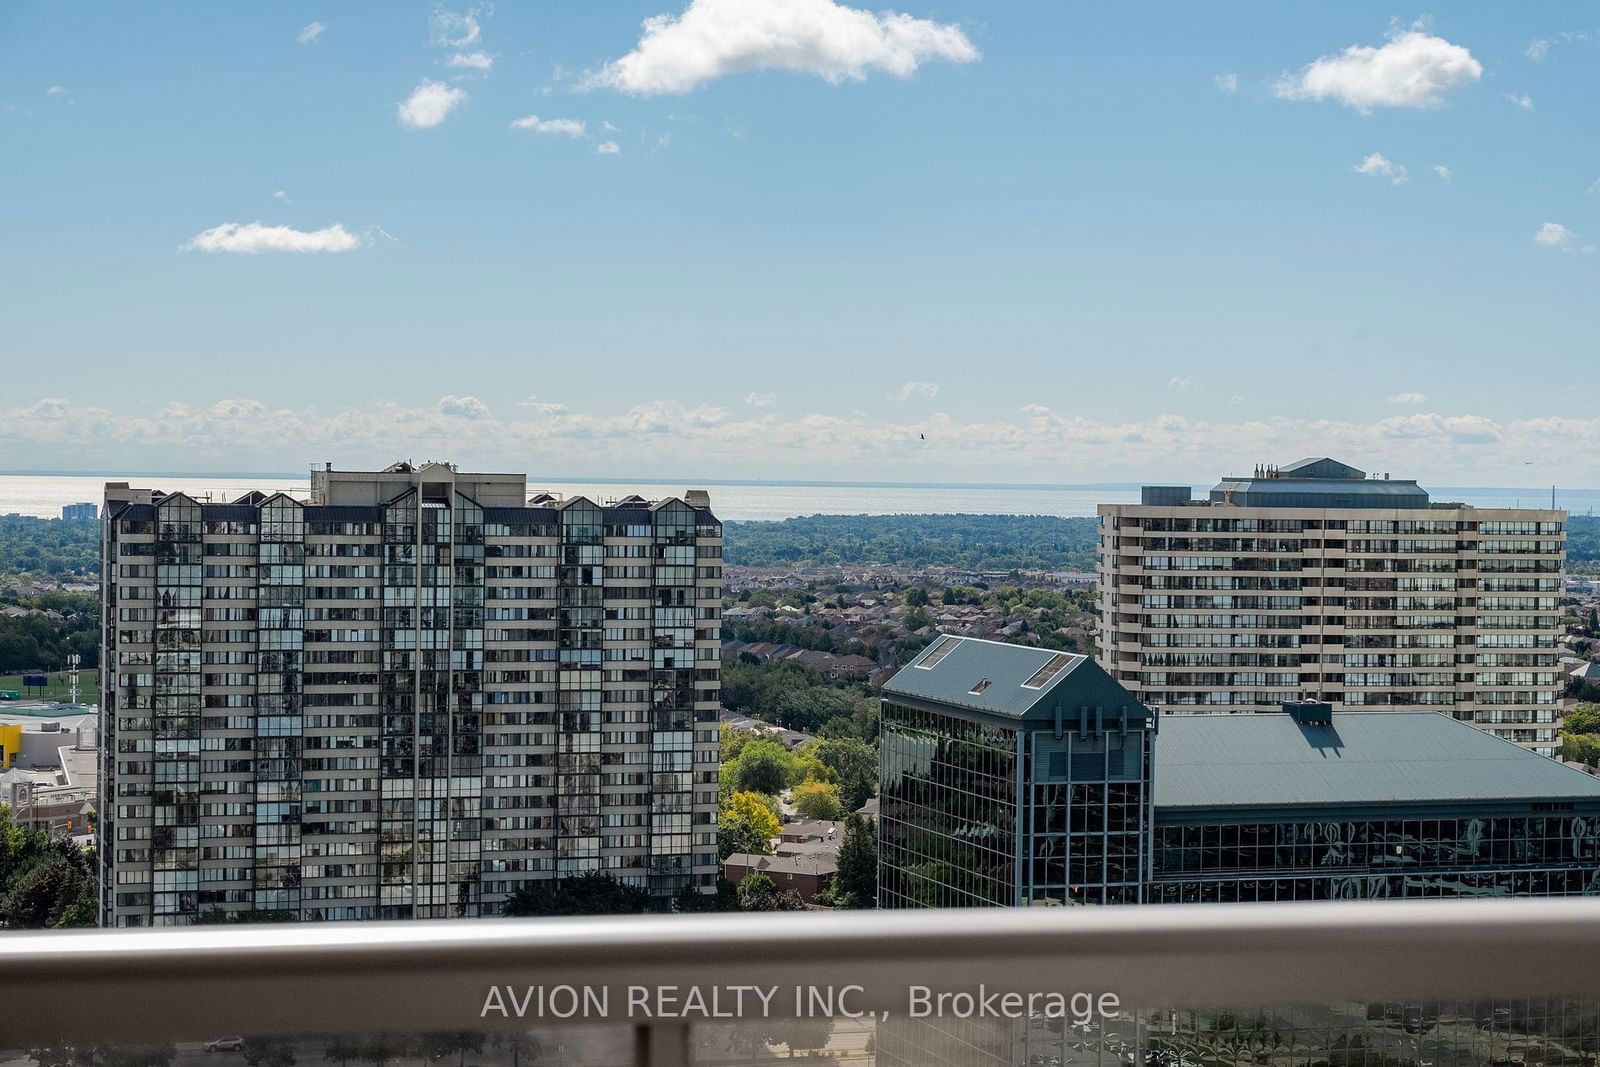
xmin=880 ymin=635 xmax=1600 ymax=909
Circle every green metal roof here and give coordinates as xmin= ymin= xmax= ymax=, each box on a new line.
xmin=1155 ymin=711 xmax=1600 ymax=812
xmin=884 ymin=635 xmax=1148 ymax=722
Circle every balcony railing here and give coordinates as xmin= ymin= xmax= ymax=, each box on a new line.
xmin=6 ymin=898 xmax=1600 ymax=1066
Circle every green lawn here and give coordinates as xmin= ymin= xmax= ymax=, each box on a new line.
xmin=0 ymin=670 xmax=99 ymax=706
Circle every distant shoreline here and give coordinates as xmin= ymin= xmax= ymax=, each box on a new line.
xmin=4 ymin=470 xmax=1599 ymax=497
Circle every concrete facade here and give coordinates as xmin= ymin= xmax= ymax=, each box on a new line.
xmin=1097 ymin=458 xmax=1565 ymax=755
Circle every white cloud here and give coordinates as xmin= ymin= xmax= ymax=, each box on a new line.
xmin=1534 ymin=222 xmax=1592 ymax=253
xmin=22 ymin=395 xmax=1600 ymax=485
xmin=436 ymin=395 xmax=491 ymax=419
xmin=1388 ymin=392 xmax=1428 ymax=405
xmin=297 ymin=21 xmax=325 ymax=44
xmin=1589 ymin=177 xmax=1600 ymax=195
xmin=272 ymin=190 xmax=289 ymax=201
xmin=744 ymin=391 xmax=777 ymax=407
xmin=1354 ymin=152 xmax=1408 ymax=184
xmin=1214 ymin=72 xmax=1238 ymax=94
xmin=1166 ymin=376 xmax=1198 ymax=392
xmin=46 ymin=85 xmax=68 ymax=97
xmin=512 ymin=115 xmax=587 ymax=136
xmin=398 ymin=80 xmax=467 ymax=129
xmin=585 ymin=0 xmax=980 ymax=95
xmin=1275 ymin=31 xmax=1481 ymax=111
xmin=889 ymin=380 xmax=939 ymax=401
xmin=429 ymin=6 xmax=481 ymax=48
xmin=1430 ymin=164 xmax=1452 ymax=180
xmin=1525 ymin=31 xmax=1592 ymax=62
xmin=596 ymin=140 xmax=621 ymax=155
xmin=180 ymin=222 xmax=362 ymax=254
xmin=602 ymin=120 xmax=621 ymax=132
xmin=516 ymin=395 xmax=570 ymax=416
xmin=1502 ymin=93 xmax=1534 ymax=111
xmin=448 ymin=51 xmax=494 ymax=71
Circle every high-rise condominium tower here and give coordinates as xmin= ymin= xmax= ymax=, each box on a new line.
xmin=1097 ymin=457 xmax=1565 ymax=755
xmin=98 ymin=462 xmax=723 ymax=927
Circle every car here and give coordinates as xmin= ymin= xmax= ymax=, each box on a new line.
xmin=206 ymin=1038 xmax=245 ymax=1053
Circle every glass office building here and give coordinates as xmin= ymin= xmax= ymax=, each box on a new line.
xmin=880 ymin=635 xmax=1600 ymax=910
xmin=879 ymin=635 xmax=1600 ymax=1067
xmin=879 ymin=635 xmax=1156 ymax=909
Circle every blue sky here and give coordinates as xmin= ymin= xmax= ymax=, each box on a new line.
xmin=1 ymin=1 xmax=1597 ymax=485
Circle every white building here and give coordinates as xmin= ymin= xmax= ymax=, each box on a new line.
xmin=1098 ymin=457 xmax=1565 ymax=755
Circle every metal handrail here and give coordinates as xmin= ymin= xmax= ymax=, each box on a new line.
xmin=5 ymin=898 xmax=1600 ymax=1046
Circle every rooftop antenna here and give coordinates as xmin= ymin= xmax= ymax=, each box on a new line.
xmin=67 ymin=653 xmax=80 ymax=706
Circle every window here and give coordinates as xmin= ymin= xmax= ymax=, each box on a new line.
xmin=915 ymin=635 xmax=960 ymax=669
xmin=1023 ymin=652 xmax=1075 ymax=689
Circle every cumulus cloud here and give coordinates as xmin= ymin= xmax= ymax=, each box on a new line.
xmin=436 ymin=395 xmax=491 ymax=419
xmin=429 ymin=6 xmax=481 ymax=48
xmin=584 ymin=0 xmax=980 ymax=95
xmin=744 ymin=391 xmax=777 ymax=407
xmin=1388 ymin=393 xmax=1428 ymax=405
xmin=1431 ymin=164 xmax=1452 ymax=180
xmin=1502 ymin=93 xmax=1534 ymax=111
xmin=47 ymin=85 xmax=69 ymax=97
xmin=1525 ymin=38 xmax=1551 ymax=62
xmin=13 ymin=392 xmax=1600 ymax=485
xmin=1166 ymin=376 xmax=1199 ymax=392
xmin=889 ymin=380 xmax=939 ymax=401
xmin=596 ymin=140 xmax=621 ymax=155
xmin=1275 ymin=31 xmax=1481 ymax=111
xmin=180 ymin=222 xmax=362 ymax=254
xmin=1354 ymin=152 xmax=1408 ymax=184
xmin=512 ymin=115 xmax=587 ymax=136
xmin=398 ymin=80 xmax=467 ymax=129
xmin=297 ymin=21 xmax=325 ymax=44
xmin=1534 ymin=222 xmax=1592 ymax=252
xmin=448 ymin=51 xmax=494 ymax=71
xmin=1214 ymin=72 xmax=1238 ymax=94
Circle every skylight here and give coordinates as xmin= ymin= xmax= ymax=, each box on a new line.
xmin=1021 ymin=652 xmax=1074 ymax=689
xmin=915 ymin=635 xmax=960 ymax=669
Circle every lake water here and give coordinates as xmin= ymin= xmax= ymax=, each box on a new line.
xmin=4 ymin=473 xmax=1599 ymax=523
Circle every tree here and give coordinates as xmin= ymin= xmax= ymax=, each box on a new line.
xmin=719 ymin=722 xmax=755 ymax=763
xmin=790 ymin=781 xmax=843 ymax=821
xmin=502 ymin=871 xmax=658 ymax=917
xmin=764 ymin=1016 xmax=836 ymax=1058
xmin=736 ymin=871 xmax=805 ymax=912
xmin=719 ymin=791 xmax=781 ymax=859
xmin=1563 ymin=732 xmax=1600 ymax=768
xmin=1565 ymin=704 xmax=1600 ymax=736
xmin=674 ymin=880 xmax=739 ymax=913
xmin=812 ymin=737 xmax=877 ymax=810
xmin=727 ymin=739 xmax=795 ymax=795
xmin=904 ymin=586 xmax=930 ymax=607
xmin=242 ymin=1039 xmax=297 ymax=1067
xmin=502 ymin=1033 xmax=540 ymax=1067
xmin=421 ymin=1033 xmax=482 ymax=1067
xmin=832 ymin=813 xmax=878 ymax=908
xmin=0 ymin=808 xmax=97 ymax=930
xmin=75 ymin=1045 xmax=178 ymax=1067
xmin=322 ymin=1037 xmax=362 ymax=1067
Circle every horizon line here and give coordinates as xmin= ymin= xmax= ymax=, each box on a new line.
xmin=4 ymin=469 xmax=1600 ymax=497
